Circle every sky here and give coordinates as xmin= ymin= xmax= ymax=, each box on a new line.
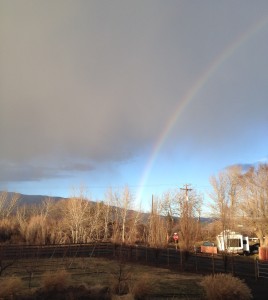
xmin=1 ymin=0 xmax=268 ymax=213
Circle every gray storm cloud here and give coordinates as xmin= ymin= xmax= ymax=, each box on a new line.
xmin=1 ymin=1 xmax=268 ymax=183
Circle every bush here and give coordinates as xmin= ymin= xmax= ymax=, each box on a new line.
xmin=41 ymin=269 xmax=71 ymax=292
xmin=0 ymin=276 xmax=24 ymax=299
xmin=110 ymin=262 xmax=131 ymax=296
xmin=200 ymin=273 xmax=252 ymax=300
xmin=130 ymin=274 xmax=153 ymax=300
xmin=88 ymin=284 xmax=110 ymax=299
xmin=112 ymin=295 xmax=134 ymax=300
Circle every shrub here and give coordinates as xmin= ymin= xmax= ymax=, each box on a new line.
xmin=41 ymin=269 xmax=71 ymax=292
xmin=0 ymin=218 xmax=19 ymax=243
xmin=111 ymin=279 xmax=130 ymax=296
xmin=0 ymin=276 xmax=24 ymax=298
xmin=110 ymin=262 xmax=131 ymax=295
xmin=87 ymin=284 xmax=110 ymax=299
xmin=200 ymin=273 xmax=252 ymax=300
xmin=112 ymin=294 xmax=134 ymax=300
xmin=130 ymin=274 xmax=153 ymax=300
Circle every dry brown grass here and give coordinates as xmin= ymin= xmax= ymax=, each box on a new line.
xmin=41 ymin=268 xmax=71 ymax=292
xmin=87 ymin=284 xmax=110 ymax=299
xmin=0 ymin=276 xmax=24 ymax=299
xmin=1 ymin=257 xmax=204 ymax=299
xmin=129 ymin=273 xmax=153 ymax=300
xmin=200 ymin=273 xmax=252 ymax=300
xmin=111 ymin=294 xmax=134 ymax=300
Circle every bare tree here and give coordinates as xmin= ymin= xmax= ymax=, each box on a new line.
xmin=16 ymin=198 xmax=53 ymax=244
xmin=0 ymin=191 xmax=20 ymax=218
xmin=159 ymin=191 xmax=178 ymax=244
xmin=105 ymin=188 xmax=121 ymax=243
xmin=63 ymin=193 xmax=91 ymax=244
xmin=177 ymin=188 xmax=202 ymax=251
xmin=146 ymin=188 xmax=202 ymax=249
xmin=239 ymin=164 xmax=268 ymax=246
xmin=125 ymin=208 xmax=140 ymax=244
xmin=107 ymin=186 xmax=134 ymax=244
xmin=86 ymin=201 xmax=108 ymax=241
xmin=102 ymin=193 xmax=112 ymax=241
xmin=209 ymin=166 xmax=241 ymax=235
xmin=120 ymin=186 xmax=132 ymax=243
xmin=147 ymin=196 xmax=170 ymax=247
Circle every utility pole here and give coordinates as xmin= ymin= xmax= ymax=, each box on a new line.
xmin=179 ymin=184 xmax=192 ymax=251
xmin=151 ymin=194 xmax=154 ymax=215
xmin=180 ymin=184 xmax=192 ymax=201
xmin=180 ymin=183 xmax=193 ymax=221
xmin=150 ymin=194 xmax=155 ymax=246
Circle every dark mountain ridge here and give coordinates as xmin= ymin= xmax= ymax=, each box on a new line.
xmin=1 ymin=191 xmax=212 ymax=223
xmin=1 ymin=191 xmax=67 ymax=205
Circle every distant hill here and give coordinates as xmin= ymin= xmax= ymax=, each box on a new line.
xmin=19 ymin=193 xmax=67 ymax=205
xmin=1 ymin=191 xmax=213 ymax=223
xmin=1 ymin=191 xmax=67 ymax=206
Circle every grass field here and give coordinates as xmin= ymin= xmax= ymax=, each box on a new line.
xmin=0 ymin=256 xmax=204 ymax=299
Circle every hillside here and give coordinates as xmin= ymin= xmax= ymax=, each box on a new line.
xmin=2 ymin=191 xmax=212 ymax=223
xmin=1 ymin=191 xmax=67 ymax=206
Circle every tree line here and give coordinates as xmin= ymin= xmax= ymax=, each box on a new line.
xmin=0 ymin=186 xmax=202 ymax=250
xmin=209 ymin=163 xmax=268 ymax=246
xmin=0 ymin=163 xmax=267 ymax=248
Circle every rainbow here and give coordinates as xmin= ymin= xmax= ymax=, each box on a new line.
xmin=136 ymin=14 xmax=268 ymax=205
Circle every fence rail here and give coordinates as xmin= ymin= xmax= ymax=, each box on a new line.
xmin=257 ymin=260 xmax=268 ymax=278
xmin=0 ymin=242 xmax=264 ymax=279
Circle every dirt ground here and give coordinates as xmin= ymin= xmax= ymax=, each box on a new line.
xmin=244 ymin=277 xmax=268 ymax=300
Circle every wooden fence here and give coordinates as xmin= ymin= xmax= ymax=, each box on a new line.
xmin=257 ymin=260 xmax=268 ymax=279
xmin=0 ymin=242 xmax=264 ymax=279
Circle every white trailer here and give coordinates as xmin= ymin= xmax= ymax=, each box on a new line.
xmin=216 ymin=230 xmax=250 ymax=255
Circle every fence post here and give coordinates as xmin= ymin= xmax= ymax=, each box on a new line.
xmin=212 ymin=253 xmax=215 ymax=275
xmin=195 ymin=251 xmax=198 ymax=273
xmin=113 ymin=244 xmax=116 ymax=257
xmin=231 ymin=253 xmax=235 ymax=276
xmin=255 ymin=258 xmax=258 ymax=280
xmin=180 ymin=249 xmax=183 ymax=270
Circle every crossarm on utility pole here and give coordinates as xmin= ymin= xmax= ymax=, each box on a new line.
xmin=180 ymin=184 xmax=192 ymax=201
